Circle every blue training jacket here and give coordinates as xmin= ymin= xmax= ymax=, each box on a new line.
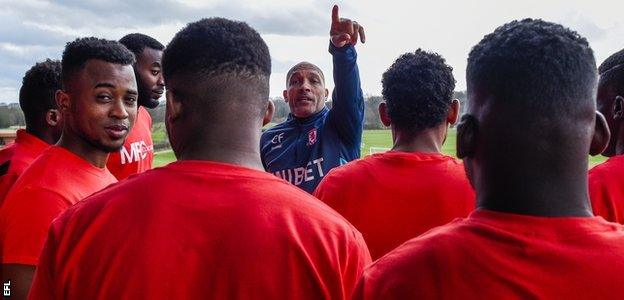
xmin=260 ymin=43 xmax=364 ymax=194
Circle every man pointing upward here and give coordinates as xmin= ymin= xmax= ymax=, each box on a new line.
xmin=261 ymin=5 xmax=366 ymax=193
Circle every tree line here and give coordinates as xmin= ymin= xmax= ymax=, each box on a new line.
xmin=0 ymin=92 xmax=467 ymax=130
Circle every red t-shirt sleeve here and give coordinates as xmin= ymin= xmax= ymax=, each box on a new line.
xmin=28 ymin=213 xmax=67 ymax=300
xmin=313 ymin=171 xmax=347 ymax=212
xmin=2 ymin=187 xmax=68 ymax=265
xmin=0 ymin=173 xmax=18 ymax=205
xmin=588 ymin=170 xmax=618 ymax=222
xmin=344 ymin=232 xmax=372 ymax=298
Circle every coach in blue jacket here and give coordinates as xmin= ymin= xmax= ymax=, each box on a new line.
xmin=261 ymin=5 xmax=365 ymax=194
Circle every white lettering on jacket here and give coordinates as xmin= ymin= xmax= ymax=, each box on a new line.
xmin=273 ymin=157 xmax=325 ymax=186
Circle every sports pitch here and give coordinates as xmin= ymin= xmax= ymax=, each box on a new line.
xmin=153 ymin=129 xmax=608 ymax=167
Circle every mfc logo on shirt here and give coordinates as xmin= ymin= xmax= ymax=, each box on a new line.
xmin=120 ymin=141 xmax=153 ymax=165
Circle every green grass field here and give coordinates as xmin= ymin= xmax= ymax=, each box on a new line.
xmin=153 ymin=128 xmax=607 ymax=167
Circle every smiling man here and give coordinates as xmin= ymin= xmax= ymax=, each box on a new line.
xmin=106 ymin=33 xmax=164 ymax=180
xmin=0 ymin=37 xmax=136 ymax=300
xmin=260 ymin=5 xmax=366 ymax=193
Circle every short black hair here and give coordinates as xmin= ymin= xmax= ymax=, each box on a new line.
xmin=162 ymin=17 xmax=271 ymax=118
xmin=467 ymin=19 xmax=596 ymax=118
xmin=19 ymin=59 xmax=62 ymax=127
xmin=598 ymin=48 xmax=624 ymax=91
xmin=382 ymin=49 xmax=455 ymax=133
xmin=163 ymin=17 xmax=270 ymax=80
xmin=61 ymin=37 xmax=136 ymax=89
xmin=119 ymin=33 xmax=164 ymax=57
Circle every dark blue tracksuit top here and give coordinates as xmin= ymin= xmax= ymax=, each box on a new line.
xmin=260 ymin=43 xmax=364 ymax=194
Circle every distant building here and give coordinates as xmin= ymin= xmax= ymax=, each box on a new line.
xmin=0 ymin=129 xmax=17 ymax=147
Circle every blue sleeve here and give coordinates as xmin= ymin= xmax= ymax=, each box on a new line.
xmin=327 ymin=42 xmax=365 ymax=147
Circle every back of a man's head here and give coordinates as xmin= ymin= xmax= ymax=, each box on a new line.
xmin=19 ymin=59 xmax=62 ymax=133
xmin=596 ymin=48 xmax=624 ymax=156
xmin=382 ymin=49 xmax=455 ymax=135
xmin=461 ymin=19 xmax=602 ymax=215
xmin=162 ymin=18 xmax=271 ymax=156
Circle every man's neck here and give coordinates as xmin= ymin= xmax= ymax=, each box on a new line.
xmin=25 ymin=127 xmax=56 ymax=145
xmin=175 ymin=126 xmax=265 ymax=171
xmin=390 ymin=124 xmax=446 ymax=154
xmin=475 ymin=160 xmax=594 ymax=217
xmin=57 ymin=132 xmax=109 ymax=168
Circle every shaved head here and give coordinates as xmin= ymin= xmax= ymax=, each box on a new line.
xmin=286 ymin=62 xmax=325 ymax=86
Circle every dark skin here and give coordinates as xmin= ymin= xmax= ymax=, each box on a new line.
xmin=379 ymin=100 xmax=460 ymax=153
xmin=135 ymin=47 xmax=164 ymax=109
xmin=596 ymin=82 xmax=624 ymax=156
xmin=25 ymin=108 xmax=62 ymax=145
xmin=56 ymin=59 xmax=138 ymax=167
xmin=166 ymin=75 xmax=273 ymax=171
xmin=457 ymin=91 xmax=610 ymax=217
xmin=1 ymin=60 xmax=137 ymax=299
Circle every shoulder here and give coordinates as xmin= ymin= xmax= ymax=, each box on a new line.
xmin=358 ymin=220 xmax=468 ymax=296
xmin=268 ymin=178 xmax=364 ymax=238
xmin=261 ymin=121 xmax=292 ymax=141
xmin=2 ymin=186 xmax=69 ymax=227
xmin=138 ymin=106 xmax=153 ymax=126
xmin=589 ymin=158 xmax=615 ymax=179
xmin=324 ymin=155 xmax=376 ymax=182
xmin=588 ymin=157 xmax=624 ymax=187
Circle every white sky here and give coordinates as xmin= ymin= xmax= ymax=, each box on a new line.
xmin=1 ymin=0 xmax=623 ymax=103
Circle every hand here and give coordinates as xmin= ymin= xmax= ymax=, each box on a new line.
xmin=330 ymin=5 xmax=366 ymax=47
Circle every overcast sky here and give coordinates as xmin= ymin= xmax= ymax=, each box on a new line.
xmin=1 ymin=0 xmax=623 ymax=103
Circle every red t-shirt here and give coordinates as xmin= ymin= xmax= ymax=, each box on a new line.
xmin=106 ymin=106 xmax=154 ymax=180
xmin=29 ymin=160 xmax=371 ymax=299
xmin=353 ymin=209 xmax=624 ymax=299
xmin=0 ymin=142 xmax=16 ymax=168
xmin=0 ymin=146 xmax=117 ymax=265
xmin=314 ymin=151 xmax=475 ymax=260
xmin=0 ymin=130 xmax=50 ymax=204
xmin=589 ymin=155 xmax=624 ymax=223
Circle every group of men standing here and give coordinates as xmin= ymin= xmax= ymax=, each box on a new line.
xmin=1 ymin=4 xmax=624 ymax=299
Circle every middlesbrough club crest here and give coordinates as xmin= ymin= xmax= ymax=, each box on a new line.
xmin=307 ymin=128 xmax=318 ymax=146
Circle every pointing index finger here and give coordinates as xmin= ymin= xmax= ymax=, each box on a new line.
xmin=332 ymin=5 xmax=340 ymax=24
xmin=359 ymin=25 xmax=366 ymax=43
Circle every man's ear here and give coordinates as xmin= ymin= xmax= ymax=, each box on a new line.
xmin=263 ymin=100 xmax=275 ymax=126
xmin=590 ymin=110 xmax=611 ymax=156
xmin=283 ymin=90 xmax=289 ymax=103
xmin=447 ymin=99 xmax=460 ymax=126
xmin=166 ymin=89 xmax=183 ymax=122
xmin=56 ymin=90 xmax=71 ymax=114
xmin=324 ymin=88 xmax=329 ymax=99
xmin=378 ymin=102 xmax=391 ymax=127
xmin=457 ymin=114 xmax=478 ymax=159
xmin=614 ymin=96 xmax=624 ymax=121
xmin=45 ymin=109 xmax=61 ymax=127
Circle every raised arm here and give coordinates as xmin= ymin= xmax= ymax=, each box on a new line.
xmin=328 ymin=5 xmax=365 ymax=147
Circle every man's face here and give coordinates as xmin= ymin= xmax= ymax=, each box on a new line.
xmin=597 ymin=85 xmax=618 ymax=156
xmin=66 ymin=59 xmax=138 ymax=152
xmin=136 ymin=47 xmax=164 ymax=109
xmin=283 ymin=68 xmax=328 ymax=118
